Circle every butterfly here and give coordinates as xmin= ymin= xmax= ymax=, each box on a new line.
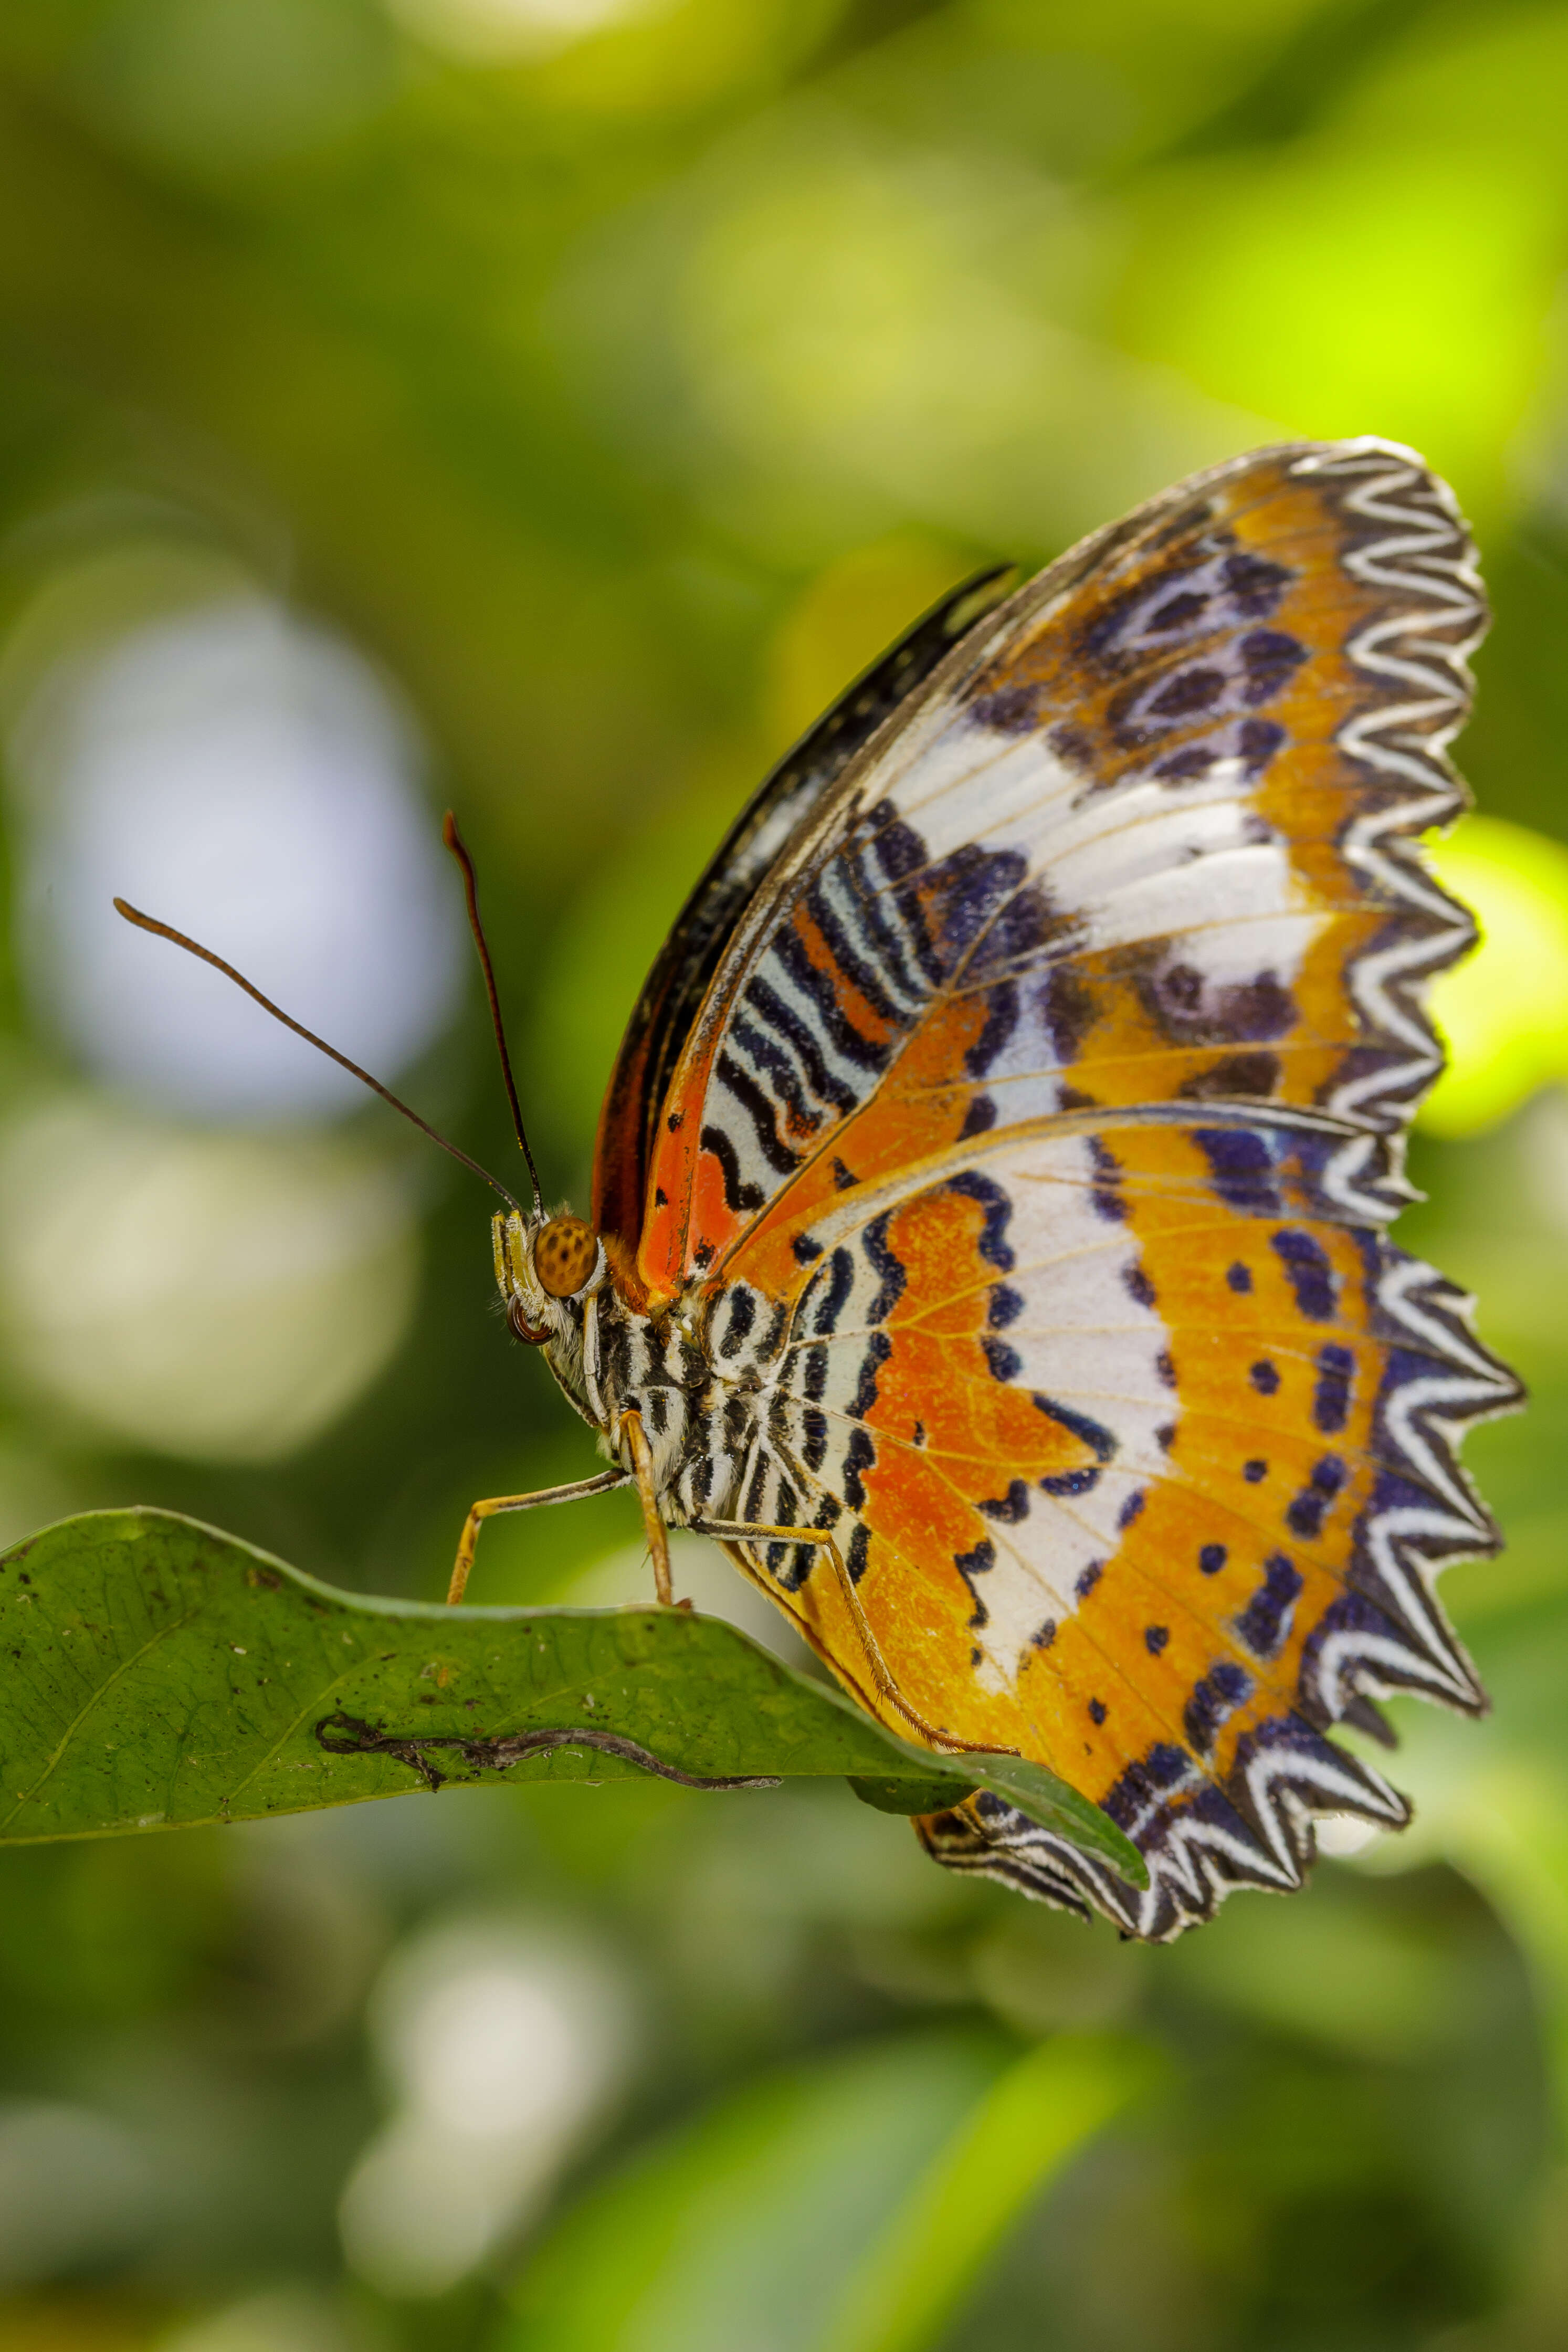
xmin=119 ymin=437 xmax=1520 ymax=1941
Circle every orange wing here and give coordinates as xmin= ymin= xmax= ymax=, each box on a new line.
xmin=605 ymin=441 xmax=1519 ymax=1938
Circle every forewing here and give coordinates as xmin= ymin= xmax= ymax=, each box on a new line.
xmin=591 ymin=568 xmax=1013 ymax=1255
xmin=637 ymin=440 xmax=1487 ymax=1296
xmin=636 ymin=440 xmax=1518 ymax=1939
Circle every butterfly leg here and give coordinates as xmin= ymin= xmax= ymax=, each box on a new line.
xmin=690 ymin=1519 xmax=1013 ymax=1761
xmin=447 ymin=1467 xmax=631 ymax=1605
xmin=619 ymin=1409 xmax=676 ymax=1608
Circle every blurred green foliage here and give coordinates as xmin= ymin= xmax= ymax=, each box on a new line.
xmin=2 ymin=1 xmax=1568 ymax=2348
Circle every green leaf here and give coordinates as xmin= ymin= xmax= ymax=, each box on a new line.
xmin=503 ymin=2034 xmax=1006 ymax=2352
xmin=0 ymin=1510 xmax=1144 ymax=1887
xmin=820 ymin=2034 xmax=1165 ymax=2352
xmin=501 ymin=2031 xmax=1159 ymax=2352
xmin=847 ymin=1772 xmax=980 ymax=1816
xmin=956 ymin=1752 xmax=1150 ymax=1883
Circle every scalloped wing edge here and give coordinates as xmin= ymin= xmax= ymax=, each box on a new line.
xmin=915 ymin=441 xmax=1522 ymax=1941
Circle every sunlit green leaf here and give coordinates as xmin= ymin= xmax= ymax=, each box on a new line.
xmin=1423 ymin=815 xmax=1568 ymax=1136
xmin=0 ymin=1510 xmax=1144 ymax=1884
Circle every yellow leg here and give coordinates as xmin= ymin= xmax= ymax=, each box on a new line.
xmin=447 ymin=1467 xmax=630 ymax=1605
xmin=691 ymin=1518 xmax=1015 ymax=1760
xmin=620 ymin=1409 xmax=675 ymax=1607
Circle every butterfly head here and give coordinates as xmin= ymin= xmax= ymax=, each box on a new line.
xmin=493 ymin=1209 xmax=606 ymax=1346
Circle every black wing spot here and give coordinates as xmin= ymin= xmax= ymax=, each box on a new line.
xmin=1314 ymin=1341 xmax=1353 ymax=1432
xmin=1235 ymin=1553 xmax=1302 ymax=1657
xmin=700 ymin=1123 xmax=765 ymax=1214
xmin=1272 ymin=1228 xmax=1335 ymax=1320
xmin=954 ymin=1538 xmax=996 ymax=1628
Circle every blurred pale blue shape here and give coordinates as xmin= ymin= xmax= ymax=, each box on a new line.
xmin=11 ymin=597 xmax=464 ymax=1121
xmin=0 ymin=1098 xmax=419 ymax=1461
xmin=1422 ymin=815 xmax=1568 ymax=1137
xmin=341 ymin=1917 xmax=634 ymax=2298
xmin=0 ymin=2101 xmax=158 ymax=2285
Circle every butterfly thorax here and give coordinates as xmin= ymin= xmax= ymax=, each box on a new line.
xmin=492 ymin=1208 xmax=761 ymax=1525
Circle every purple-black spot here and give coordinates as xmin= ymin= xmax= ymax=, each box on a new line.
xmin=1148 ymin=590 xmax=1208 ymax=632
xmin=1155 ymin=744 xmax=1216 ymax=782
xmin=1271 ymin=1228 xmax=1335 ymax=1320
xmin=1156 ymin=1350 xmax=1177 ymax=1388
xmin=982 ymin=1335 xmax=1023 ymax=1383
xmin=1250 ymin=1360 xmax=1279 ymax=1396
xmin=959 ymin=1094 xmax=997 ymax=1139
xmin=1238 ymin=717 xmax=1285 ymax=774
xmin=980 ymin=1479 xmax=1030 ymax=1524
xmin=1088 ymin=1698 xmax=1107 ymax=1726
xmin=792 ymin=1232 xmax=823 ymax=1264
xmin=1076 ymin=1560 xmax=1103 ymax=1600
xmin=947 ymin=1171 xmax=1016 ymax=1272
xmin=1314 ymin=1341 xmax=1353 ymax=1433
xmin=1183 ymin=1658 xmax=1252 ymax=1756
xmin=1124 ymin=1262 xmax=1156 ymax=1308
xmin=954 ymin=1537 xmax=996 ymax=1629
xmin=1199 ymin=1542 xmax=1226 ymax=1574
xmin=1089 ymin=1136 xmax=1125 ymax=1222
xmin=1222 ymin=550 xmax=1291 ymax=614
xmin=970 ymin=681 xmax=1040 ymax=733
xmin=987 ymin=1283 xmax=1024 ymax=1329
xmin=1032 ymin=1618 xmax=1057 ymax=1650
xmin=1040 ymin=1466 xmax=1100 ymax=1497
xmin=1195 ymin=1126 xmax=1278 ymax=1212
xmin=1118 ymin=1489 xmax=1145 ymax=1530
xmin=1227 ymin=1262 xmax=1253 ymax=1294
xmin=1286 ymin=1487 xmax=1326 ymax=1539
xmin=1145 ymin=1624 xmax=1169 ymax=1655
xmin=1244 ymin=1458 xmax=1267 ymax=1484
xmin=1034 ymin=1394 xmax=1118 ymax=1462
xmin=1149 ymin=665 xmax=1225 ymax=720
xmin=1239 ymin=628 xmax=1307 ymax=706
xmin=1235 ymin=1552 xmax=1302 ymax=1657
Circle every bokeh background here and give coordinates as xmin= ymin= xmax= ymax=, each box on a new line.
xmin=3 ymin=1 xmax=1568 ymax=2346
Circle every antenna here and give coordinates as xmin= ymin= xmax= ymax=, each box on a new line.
xmin=441 ymin=811 xmax=544 ymax=1217
xmin=112 ymin=898 xmax=525 ymax=1215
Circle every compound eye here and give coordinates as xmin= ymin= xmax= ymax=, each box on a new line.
xmin=507 ymin=1295 xmax=549 ymax=1346
xmin=533 ymin=1215 xmax=598 ymax=1299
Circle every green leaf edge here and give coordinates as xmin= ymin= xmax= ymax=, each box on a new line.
xmin=0 ymin=1508 xmax=1146 ymax=1889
